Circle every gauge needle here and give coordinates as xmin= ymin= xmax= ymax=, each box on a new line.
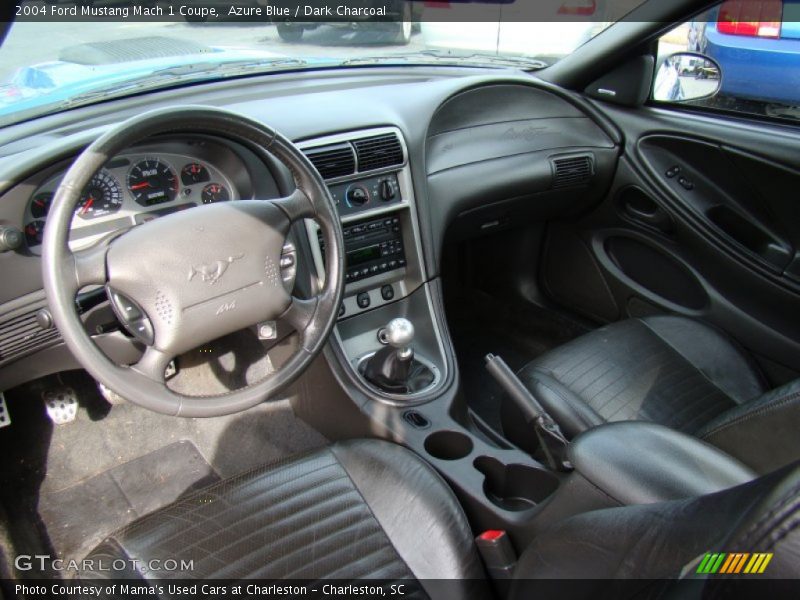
xmin=130 ymin=182 xmax=150 ymax=190
xmin=81 ymin=197 xmax=94 ymax=215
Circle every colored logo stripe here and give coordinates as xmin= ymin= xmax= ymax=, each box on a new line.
xmin=696 ymin=552 xmax=773 ymax=575
xmin=744 ymin=553 xmax=773 ymax=574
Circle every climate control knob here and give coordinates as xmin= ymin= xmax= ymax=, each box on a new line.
xmin=346 ymin=185 xmax=370 ymax=207
xmin=379 ymin=178 xmax=398 ymax=201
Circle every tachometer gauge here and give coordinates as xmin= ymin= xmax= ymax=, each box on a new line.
xmin=181 ymin=162 xmax=210 ymax=186
xmin=75 ymin=170 xmax=123 ymax=220
xmin=201 ymin=183 xmax=230 ymax=204
xmin=24 ymin=220 xmax=45 ymax=247
xmin=30 ymin=192 xmax=53 ymax=219
xmin=128 ymin=159 xmax=179 ymax=206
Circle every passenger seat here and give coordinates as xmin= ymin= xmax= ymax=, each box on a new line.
xmin=502 ymin=316 xmax=800 ymax=474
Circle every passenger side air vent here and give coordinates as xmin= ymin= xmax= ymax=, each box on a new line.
xmin=303 ymin=143 xmax=356 ymax=180
xmin=0 ymin=309 xmax=60 ymax=365
xmin=552 ymin=155 xmax=594 ymax=188
xmin=353 ymin=133 xmax=404 ymax=172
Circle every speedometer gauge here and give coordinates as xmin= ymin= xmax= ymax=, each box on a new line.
xmin=128 ymin=159 xmax=179 ymax=206
xmin=75 ymin=170 xmax=123 ymax=220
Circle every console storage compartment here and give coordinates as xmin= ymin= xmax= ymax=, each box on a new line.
xmin=568 ymin=421 xmax=756 ymax=505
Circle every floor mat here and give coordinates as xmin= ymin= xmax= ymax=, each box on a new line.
xmin=445 ymin=286 xmax=589 ymax=433
xmin=38 ymin=440 xmax=219 ymax=563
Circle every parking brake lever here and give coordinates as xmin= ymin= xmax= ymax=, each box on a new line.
xmin=485 ymin=353 xmax=573 ymax=472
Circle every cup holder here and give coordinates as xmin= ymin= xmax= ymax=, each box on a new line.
xmin=474 ymin=456 xmax=559 ymax=511
xmin=424 ymin=430 xmax=474 ymax=461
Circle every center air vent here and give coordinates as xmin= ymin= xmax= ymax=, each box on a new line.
xmin=353 ymin=133 xmax=404 ymax=172
xmin=552 ymin=155 xmax=594 ymax=188
xmin=0 ymin=309 xmax=60 ymax=366
xmin=303 ymin=143 xmax=356 ymax=180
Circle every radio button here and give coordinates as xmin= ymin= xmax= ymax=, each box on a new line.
xmin=357 ymin=292 xmax=371 ymax=309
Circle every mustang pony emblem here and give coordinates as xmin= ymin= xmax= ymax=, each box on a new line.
xmin=188 ymin=254 xmax=244 ymax=284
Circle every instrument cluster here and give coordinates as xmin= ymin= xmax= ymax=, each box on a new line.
xmin=23 ymin=150 xmax=240 ymax=253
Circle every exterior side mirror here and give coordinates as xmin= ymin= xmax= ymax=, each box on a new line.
xmin=653 ymin=52 xmax=721 ymax=102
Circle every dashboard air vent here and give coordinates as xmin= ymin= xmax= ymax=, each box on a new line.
xmin=552 ymin=155 xmax=594 ymax=188
xmin=353 ymin=133 xmax=404 ymax=172
xmin=0 ymin=309 xmax=60 ymax=365
xmin=303 ymin=143 xmax=356 ymax=180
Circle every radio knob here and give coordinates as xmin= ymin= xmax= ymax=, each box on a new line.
xmin=346 ymin=185 xmax=370 ymax=207
xmin=379 ymin=178 xmax=397 ymax=201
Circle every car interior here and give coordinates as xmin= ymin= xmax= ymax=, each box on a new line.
xmin=1 ymin=0 xmax=799 ymax=598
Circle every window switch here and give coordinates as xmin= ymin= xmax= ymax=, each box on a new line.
xmin=666 ymin=165 xmax=681 ymax=178
xmin=678 ymin=176 xmax=694 ymax=191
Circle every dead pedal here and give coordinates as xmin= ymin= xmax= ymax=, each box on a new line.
xmin=0 ymin=393 xmax=10 ymax=428
xmin=43 ymin=388 xmax=78 ymax=425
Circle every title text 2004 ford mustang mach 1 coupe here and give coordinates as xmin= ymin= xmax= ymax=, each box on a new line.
xmin=0 ymin=1 xmax=799 ymax=598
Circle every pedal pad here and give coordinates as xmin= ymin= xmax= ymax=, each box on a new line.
xmin=0 ymin=393 xmax=10 ymax=428
xmin=43 ymin=388 xmax=78 ymax=425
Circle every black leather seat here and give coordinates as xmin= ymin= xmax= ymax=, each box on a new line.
xmin=82 ymin=439 xmax=489 ymax=598
xmin=504 ymin=316 xmax=800 ymax=474
xmin=512 ymin=461 xmax=800 ymax=597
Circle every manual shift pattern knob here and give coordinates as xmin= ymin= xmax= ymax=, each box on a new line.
xmin=384 ymin=318 xmax=414 ymax=358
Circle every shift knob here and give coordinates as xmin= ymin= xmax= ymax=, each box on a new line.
xmin=382 ymin=318 xmax=414 ymax=360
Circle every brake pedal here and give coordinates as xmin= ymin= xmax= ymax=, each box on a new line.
xmin=43 ymin=388 xmax=78 ymax=425
xmin=0 ymin=393 xmax=10 ymax=428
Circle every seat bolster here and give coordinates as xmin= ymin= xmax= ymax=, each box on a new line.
xmin=698 ymin=380 xmax=800 ymax=474
xmin=516 ymin=368 xmax=606 ymax=438
xmin=330 ymin=440 xmax=487 ymax=583
xmin=641 ymin=316 xmax=767 ymax=404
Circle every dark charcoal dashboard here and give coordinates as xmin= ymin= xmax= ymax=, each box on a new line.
xmin=0 ymin=69 xmax=620 ymax=393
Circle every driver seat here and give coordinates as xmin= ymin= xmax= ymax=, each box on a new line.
xmin=81 ymin=439 xmax=488 ymax=595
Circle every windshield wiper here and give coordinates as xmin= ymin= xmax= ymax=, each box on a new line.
xmin=340 ymin=50 xmax=549 ymax=70
xmin=60 ymin=57 xmax=315 ymax=109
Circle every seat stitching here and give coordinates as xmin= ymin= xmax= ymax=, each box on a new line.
xmin=200 ymin=486 xmax=361 ymax=573
xmin=701 ymin=392 xmax=800 ymax=441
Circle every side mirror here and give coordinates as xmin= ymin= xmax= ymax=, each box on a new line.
xmin=653 ymin=52 xmax=721 ymax=102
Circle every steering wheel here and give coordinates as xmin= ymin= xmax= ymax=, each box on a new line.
xmin=42 ymin=107 xmax=344 ymax=417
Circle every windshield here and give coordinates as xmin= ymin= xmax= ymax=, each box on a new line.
xmin=0 ymin=1 xmax=644 ymax=127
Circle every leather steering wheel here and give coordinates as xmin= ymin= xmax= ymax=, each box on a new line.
xmin=42 ymin=107 xmax=344 ymax=417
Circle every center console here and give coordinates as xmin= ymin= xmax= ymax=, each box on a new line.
xmin=300 ymin=127 xmax=448 ymax=402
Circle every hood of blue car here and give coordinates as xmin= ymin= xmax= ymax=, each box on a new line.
xmin=0 ymin=36 xmax=324 ymax=122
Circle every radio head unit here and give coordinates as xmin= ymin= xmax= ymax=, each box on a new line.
xmin=318 ymin=214 xmax=406 ymax=283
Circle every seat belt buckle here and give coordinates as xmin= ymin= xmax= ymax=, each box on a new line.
xmin=476 ymin=530 xmax=516 ymax=595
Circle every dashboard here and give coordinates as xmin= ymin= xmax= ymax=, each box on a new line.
xmin=0 ymin=68 xmax=619 ymax=392
xmin=21 ymin=137 xmax=252 ymax=254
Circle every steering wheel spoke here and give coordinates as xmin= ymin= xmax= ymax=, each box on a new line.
xmin=281 ymin=296 xmax=318 ymax=340
xmin=69 ymin=243 xmax=109 ymax=292
xmin=271 ymin=188 xmax=316 ymax=222
xmin=131 ymin=347 xmax=173 ymax=384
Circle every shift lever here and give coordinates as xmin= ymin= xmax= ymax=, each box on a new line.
xmin=362 ymin=318 xmax=434 ymax=394
xmin=381 ymin=318 xmax=415 ymax=361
